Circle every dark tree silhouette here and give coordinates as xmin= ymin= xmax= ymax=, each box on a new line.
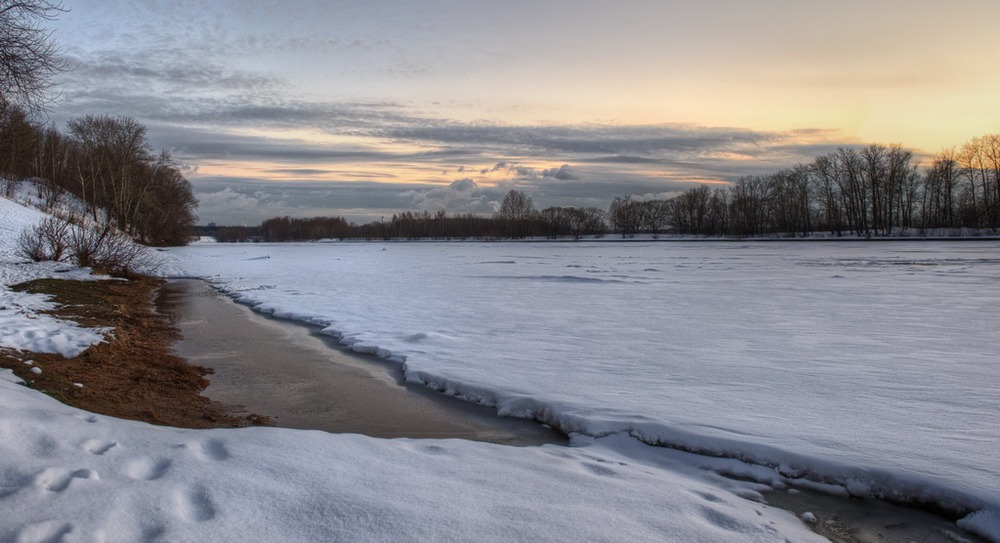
xmin=0 ymin=0 xmax=69 ymax=114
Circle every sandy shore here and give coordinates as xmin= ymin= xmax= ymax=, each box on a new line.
xmin=0 ymin=277 xmax=258 ymax=428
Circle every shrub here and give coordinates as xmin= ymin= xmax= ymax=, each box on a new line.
xmin=16 ymin=223 xmax=48 ymax=261
xmin=17 ymin=216 xmax=68 ymax=261
xmin=18 ymin=218 xmax=158 ymax=277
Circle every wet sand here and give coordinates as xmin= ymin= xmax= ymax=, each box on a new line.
xmin=157 ymin=279 xmax=564 ymax=445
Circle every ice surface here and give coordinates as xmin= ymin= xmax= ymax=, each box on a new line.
xmin=1 ymin=195 xmax=834 ymax=541
xmin=165 ymin=239 xmax=1000 ymax=523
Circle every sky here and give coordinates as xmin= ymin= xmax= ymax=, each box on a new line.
xmin=45 ymin=0 xmax=1000 ymax=225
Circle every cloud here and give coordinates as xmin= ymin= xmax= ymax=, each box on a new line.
xmin=194 ymin=187 xmax=277 ymax=224
xmin=55 ymin=47 xmax=828 ymax=173
xmin=52 ymin=34 xmax=861 ymax=227
xmin=400 ymin=178 xmax=502 ymax=215
xmin=192 ymin=179 xmax=418 ymax=225
xmin=541 ymin=164 xmax=577 ymax=180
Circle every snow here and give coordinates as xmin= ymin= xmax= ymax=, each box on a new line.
xmin=0 ymin=197 xmax=107 ymax=357
xmin=163 ymin=239 xmax=1000 ymax=531
xmin=0 ymin=375 xmax=828 ymax=542
xmin=0 ymin=194 xmax=832 ymax=541
xmin=2 ymin=189 xmax=999 ymax=541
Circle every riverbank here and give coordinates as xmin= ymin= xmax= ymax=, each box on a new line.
xmin=0 ymin=276 xmax=561 ymax=444
xmin=0 ymin=276 xmax=264 ymax=428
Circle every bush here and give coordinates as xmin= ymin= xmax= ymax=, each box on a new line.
xmin=18 ymin=218 xmax=158 ymax=277
xmin=66 ymin=225 xmax=157 ymax=277
xmin=16 ymin=223 xmax=48 ymax=261
xmin=17 ymin=216 xmax=68 ymax=261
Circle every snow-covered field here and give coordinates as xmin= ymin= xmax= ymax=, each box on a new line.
xmin=2 ymin=189 xmax=998 ymax=541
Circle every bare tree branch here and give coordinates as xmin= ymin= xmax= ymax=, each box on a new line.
xmin=0 ymin=0 xmax=69 ymax=115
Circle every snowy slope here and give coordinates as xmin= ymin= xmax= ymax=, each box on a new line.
xmin=0 ymin=195 xmax=838 ymax=541
xmin=0 ymin=197 xmax=106 ymax=356
xmin=164 ymin=240 xmax=1000 ymax=529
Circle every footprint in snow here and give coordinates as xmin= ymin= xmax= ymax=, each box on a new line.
xmin=124 ymin=457 xmax=172 ymax=481
xmin=82 ymin=439 xmax=118 ymax=455
xmin=34 ymin=467 xmax=99 ymax=492
xmin=15 ymin=520 xmax=73 ymax=543
xmin=175 ymin=486 xmax=217 ymax=522
xmin=177 ymin=438 xmax=230 ymax=462
xmin=0 ymin=468 xmax=31 ymax=499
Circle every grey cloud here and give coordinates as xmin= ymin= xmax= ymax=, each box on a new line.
xmin=58 ymin=48 xmax=810 ymax=169
xmin=400 ymin=178 xmax=502 ymax=215
xmin=57 ymin=47 xmax=841 ymax=178
xmin=63 ymin=50 xmax=282 ymax=97
xmin=53 ymin=46 xmax=860 ymax=226
xmin=378 ymin=123 xmax=779 ymax=159
xmin=263 ymin=168 xmax=338 ymax=176
xmin=449 ymin=178 xmax=477 ymax=192
xmin=577 ymin=155 xmax=665 ymax=164
xmin=490 ymin=162 xmax=535 ymax=177
xmin=193 ymin=178 xmax=418 ymax=224
xmin=541 ymin=164 xmax=577 ymax=180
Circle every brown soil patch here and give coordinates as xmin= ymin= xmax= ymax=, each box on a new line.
xmin=0 ymin=276 xmax=268 ymax=429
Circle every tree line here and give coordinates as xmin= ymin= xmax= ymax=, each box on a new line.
xmin=0 ymin=106 xmax=198 ymax=245
xmin=215 ymin=137 xmax=1000 ymax=243
xmin=610 ymin=138 xmax=1000 ymax=238
xmin=212 ymin=191 xmax=607 ymax=242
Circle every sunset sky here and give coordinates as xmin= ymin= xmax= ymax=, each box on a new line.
xmin=48 ymin=0 xmax=1000 ymax=224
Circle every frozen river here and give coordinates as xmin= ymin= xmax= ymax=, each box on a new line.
xmin=165 ymin=239 xmax=1000 ymax=518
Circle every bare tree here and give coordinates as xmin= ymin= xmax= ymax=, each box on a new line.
xmin=608 ymin=196 xmax=643 ymax=237
xmin=0 ymin=0 xmax=69 ymax=114
xmin=769 ymin=166 xmax=813 ymax=237
xmin=640 ymin=199 xmax=672 ymax=237
xmin=729 ymin=176 xmax=773 ymax=236
xmin=495 ymin=189 xmax=535 ymax=221
xmin=959 ymin=134 xmax=1000 ymax=229
xmin=922 ymin=149 xmax=959 ymax=229
xmin=495 ymin=189 xmax=537 ymax=238
xmin=66 ymin=114 xmax=152 ymax=228
xmin=670 ymin=185 xmax=712 ymax=235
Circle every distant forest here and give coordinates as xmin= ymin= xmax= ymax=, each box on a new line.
xmin=213 ymin=137 xmax=1000 ymax=242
